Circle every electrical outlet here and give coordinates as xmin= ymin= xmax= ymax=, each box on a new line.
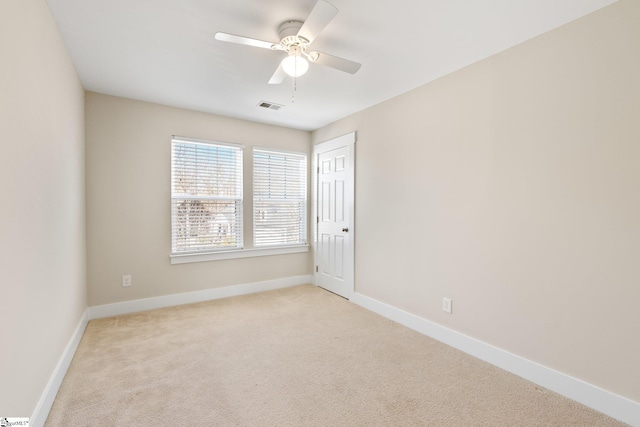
xmin=442 ymin=297 xmax=452 ymax=314
xmin=122 ymin=275 xmax=132 ymax=287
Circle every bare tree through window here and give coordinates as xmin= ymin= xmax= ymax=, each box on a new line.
xmin=171 ymin=138 xmax=243 ymax=254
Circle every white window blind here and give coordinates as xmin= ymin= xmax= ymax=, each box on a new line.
xmin=171 ymin=137 xmax=243 ymax=254
xmin=253 ymin=148 xmax=307 ymax=247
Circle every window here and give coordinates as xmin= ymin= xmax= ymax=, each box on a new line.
xmin=253 ymin=148 xmax=307 ymax=247
xmin=171 ymin=137 xmax=243 ymax=255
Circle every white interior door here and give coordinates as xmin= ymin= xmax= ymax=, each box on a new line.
xmin=314 ymin=133 xmax=355 ymax=299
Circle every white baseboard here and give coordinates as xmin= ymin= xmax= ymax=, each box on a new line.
xmin=351 ymin=292 xmax=640 ymax=427
xmin=30 ymin=309 xmax=89 ymax=427
xmin=88 ymin=275 xmax=313 ymax=320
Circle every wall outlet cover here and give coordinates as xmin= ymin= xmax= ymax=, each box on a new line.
xmin=443 ymin=297 xmax=452 ymax=314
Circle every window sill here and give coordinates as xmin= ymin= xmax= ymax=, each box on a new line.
xmin=170 ymin=245 xmax=309 ymax=265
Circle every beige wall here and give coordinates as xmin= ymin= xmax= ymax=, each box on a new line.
xmin=85 ymin=93 xmax=312 ymax=307
xmin=0 ymin=0 xmax=86 ymax=417
xmin=313 ymin=0 xmax=640 ymax=403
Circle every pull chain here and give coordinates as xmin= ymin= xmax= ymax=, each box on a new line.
xmin=292 ymin=75 xmax=297 ymax=103
xmin=291 ymin=58 xmax=298 ymax=103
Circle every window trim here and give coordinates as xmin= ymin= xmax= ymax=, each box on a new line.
xmin=170 ymin=244 xmax=309 ymax=264
xmin=169 ymin=137 xmax=310 ymax=264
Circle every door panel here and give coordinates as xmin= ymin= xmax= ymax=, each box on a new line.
xmin=321 ymin=182 xmax=331 ymax=221
xmin=335 ymin=180 xmax=345 ymax=222
xmin=334 ymin=236 xmax=345 ymax=279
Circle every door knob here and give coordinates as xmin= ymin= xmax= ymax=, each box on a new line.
xmin=342 ymin=228 xmax=349 ymax=232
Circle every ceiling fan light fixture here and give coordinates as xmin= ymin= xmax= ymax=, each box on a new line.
xmin=214 ymin=0 xmax=361 ymax=84
xmin=281 ymin=54 xmax=309 ymax=77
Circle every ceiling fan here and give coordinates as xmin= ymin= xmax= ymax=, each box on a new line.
xmin=214 ymin=0 xmax=361 ymax=84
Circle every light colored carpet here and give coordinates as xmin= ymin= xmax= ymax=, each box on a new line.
xmin=46 ymin=285 xmax=626 ymax=426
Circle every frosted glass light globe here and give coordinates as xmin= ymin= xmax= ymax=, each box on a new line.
xmin=282 ymin=55 xmax=309 ymax=77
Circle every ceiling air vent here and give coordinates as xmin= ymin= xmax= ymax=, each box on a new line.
xmin=258 ymin=101 xmax=284 ymax=111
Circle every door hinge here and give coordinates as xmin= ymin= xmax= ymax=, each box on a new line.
xmin=317 ymin=216 xmax=319 ymax=224
xmin=315 ymin=265 xmax=319 ymax=273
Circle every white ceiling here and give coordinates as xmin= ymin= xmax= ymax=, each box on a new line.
xmin=47 ymin=0 xmax=617 ymax=131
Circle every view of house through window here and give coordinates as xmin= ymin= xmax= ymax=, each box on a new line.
xmin=253 ymin=148 xmax=307 ymax=247
xmin=171 ymin=137 xmax=243 ymax=254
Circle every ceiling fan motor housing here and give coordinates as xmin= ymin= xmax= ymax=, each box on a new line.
xmin=278 ymin=21 xmax=309 ymax=47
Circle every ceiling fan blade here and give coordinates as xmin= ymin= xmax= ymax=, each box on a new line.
xmin=268 ymin=63 xmax=287 ymax=85
xmin=297 ymin=0 xmax=338 ymax=43
xmin=215 ymin=32 xmax=276 ymax=50
xmin=311 ymin=52 xmax=361 ymax=74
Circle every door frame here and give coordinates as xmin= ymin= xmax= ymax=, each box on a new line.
xmin=312 ymin=132 xmax=356 ymax=299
